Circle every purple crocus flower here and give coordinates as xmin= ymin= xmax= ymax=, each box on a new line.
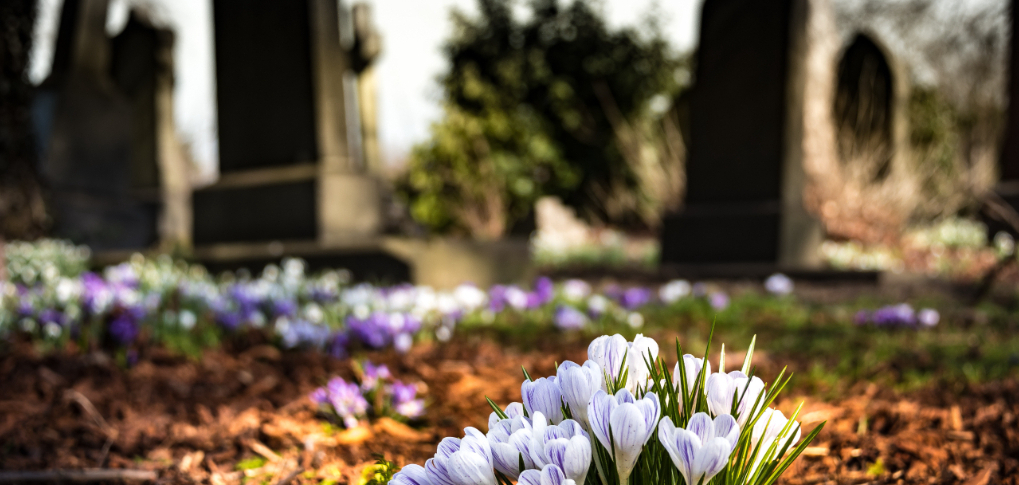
xmin=872 ymin=304 xmax=915 ymax=327
xmin=554 ymin=305 xmax=588 ymax=330
xmin=620 ymin=287 xmax=652 ymax=310
xmin=108 ymin=314 xmax=139 ymax=344
xmin=709 ymin=292 xmax=730 ymax=311
xmin=390 ymin=381 xmax=425 ymax=419
xmin=362 ymin=361 xmax=391 ymax=391
xmin=534 ymin=277 xmax=555 ymax=305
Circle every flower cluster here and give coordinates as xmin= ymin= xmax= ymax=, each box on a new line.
xmin=310 ymin=361 xmax=426 ymax=428
xmin=854 ymin=304 xmax=940 ymax=328
xmin=2 ymin=244 xmax=799 ymax=360
xmin=391 ymin=332 xmax=821 ymax=485
xmin=3 ymin=239 xmax=91 ymax=286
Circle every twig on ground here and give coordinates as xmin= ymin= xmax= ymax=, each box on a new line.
xmin=63 ymin=390 xmax=118 ymax=467
xmin=0 ymin=469 xmax=157 ymax=482
xmin=275 ymin=466 xmax=304 ymax=485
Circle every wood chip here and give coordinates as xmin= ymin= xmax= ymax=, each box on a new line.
xmin=372 ymin=417 xmax=431 ymax=442
xmin=247 ymin=440 xmax=281 ymax=462
xmin=950 ymin=405 xmax=964 ymax=431
xmin=802 ymin=446 xmax=829 ymax=457
xmin=335 ymin=425 xmax=373 ymax=445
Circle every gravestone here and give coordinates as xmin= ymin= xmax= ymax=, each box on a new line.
xmin=990 ymin=0 xmax=1019 ymax=236
xmin=192 ymin=0 xmax=382 ymax=246
xmin=35 ymin=0 xmax=152 ymax=250
xmin=35 ymin=0 xmax=189 ymax=251
xmin=351 ymin=3 xmax=382 ymax=174
xmin=660 ymin=0 xmax=836 ymax=269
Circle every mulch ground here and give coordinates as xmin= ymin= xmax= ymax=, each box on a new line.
xmin=1 ymin=335 xmax=1017 ymax=485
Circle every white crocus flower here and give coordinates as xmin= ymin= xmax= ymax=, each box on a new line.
xmin=487 ymin=415 xmax=535 ymax=478
xmin=517 ymin=464 xmax=576 ymax=485
xmin=390 ymin=464 xmax=431 ymax=485
xmin=529 ymin=414 xmax=591 ymax=485
xmin=587 ymin=389 xmax=660 ymax=485
xmin=557 ymin=360 xmax=602 ymax=429
xmin=426 ymin=428 xmax=497 ymax=485
xmin=587 ymin=334 xmax=659 ymax=394
xmin=522 ymin=377 xmax=564 ymax=424
xmin=673 ymin=354 xmax=711 ymax=410
xmin=659 ymin=279 xmax=691 ymax=304
xmin=706 ymin=370 xmax=766 ymax=427
xmin=488 ymin=402 xmax=526 ymax=430
xmin=748 ymin=408 xmax=801 ymax=477
xmin=658 ymin=413 xmax=738 ymax=485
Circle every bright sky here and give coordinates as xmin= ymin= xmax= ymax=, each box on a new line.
xmin=28 ymin=0 xmax=703 ymax=179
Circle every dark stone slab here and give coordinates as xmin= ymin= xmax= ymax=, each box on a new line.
xmin=213 ymin=0 xmax=318 ymax=172
xmin=193 ymin=180 xmax=318 ymax=244
xmin=661 ymin=0 xmax=816 ymax=266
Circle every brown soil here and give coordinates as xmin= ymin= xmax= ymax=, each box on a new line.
xmin=1 ymin=336 xmax=1016 ymax=485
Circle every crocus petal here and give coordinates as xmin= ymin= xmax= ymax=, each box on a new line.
xmin=425 ymin=457 xmax=456 ymax=485
xmin=557 ymin=360 xmax=602 ymax=428
xmin=586 ymin=390 xmax=615 ymax=452
xmin=714 ymin=414 xmax=740 ymax=449
xmin=634 ymin=392 xmax=661 ymax=443
xmin=686 ymin=412 xmax=715 ymax=444
xmin=690 ymin=437 xmax=733 ymax=484
xmin=517 ymin=470 xmax=542 ymax=485
xmin=609 ymin=403 xmax=648 ymax=482
xmin=706 ymin=373 xmax=735 ymax=417
xmin=390 ymin=464 xmax=431 ymax=485
xmin=539 ymin=464 xmax=569 ymax=485
xmin=447 ymin=450 xmax=497 ymax=485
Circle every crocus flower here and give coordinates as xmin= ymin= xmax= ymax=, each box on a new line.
xmin=587 ymin=334 xmax=660 ymax=394
xmin=487 ymin=414 xmax=535 ymax=478
xmin=764 ymin=273 xmax=794 ymax=296
xmin=706 ymin=371 xmax=765 ymax=428
xmin=658 ymin=413 xmax=738 ymax=485
xmin=390 ymin=464 xmax=430 ymax=485
xmin=391 ymin=381 xmax=425 ymax=419
xmin=517 ymin=464 xmax=576 ymax=485
xmin=659 ymin=279 xmax=691 ymax=304
xmin=917 ymin=308 xmax=940 ymax=327
xmin=554 ymin=306 xmax=588 ymax=330
xmin=673 ymin=354 xmax=711 ymax=409
xmin=489 ymin=402 xmax=526 ymax=430
xmin=619 ymin=288 xmax=651 ymax=310
xmin=587 ymin=389 xmax=660 ymax=484
xmin=748 ymin=408 xmax=801 ymax=477
xmin=561 ymin=280 xmax=591 ymax=302
xmin=522 ymin=377 xmax=564 ymax=424
xmin=425 ymin=428 xmax=497 ymax=485
xmin=529 ymin=414 xmax=591 ymax=485
xmin=556 ymin=360 xmax=602 ymax=429
xmin=709 ymin=292 xmax=729 ymax=311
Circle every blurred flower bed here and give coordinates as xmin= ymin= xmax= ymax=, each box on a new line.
xmin=820 ymin=218 xmax=1010 ymax=279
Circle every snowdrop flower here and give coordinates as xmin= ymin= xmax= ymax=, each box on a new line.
xmin=529 ymin=413 xmax=591 ymax=485
xmin=426 ymin=428 xmax=497 ymax=485
xmin=673 ymin=354 xmax=711 ymax=408
xmin=522 ymin=377 xmax=564 ymax=424
xmin=487 ymin=414 xmax=535 ymax=478
xmin=390 ymin=464 xmax=430 ymax=485
xmin=764 ymin=273 xmax=794 ymax=296
xmin=517 ymin=464 xmax=576 ymax=485
xmin=587 ymin=389 xmax=660 ymax=484
xmin=587 ymin=334 xmax=659 ymax=393
xmin=658 ymin=413 xmax=738 ymax=485
xmin=557 ymin=361 xmax=602 ymax=429
xmin=706 ymin=371 xmax=766 ymax=427
xmin=659 ymin=279 xmax=691 ymax=304
xmin=748 ymin=408 xmax=801 ymax=476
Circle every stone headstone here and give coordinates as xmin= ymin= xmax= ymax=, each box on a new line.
xmin=990 ymin=0 xmax=1019 ymax=235
xmin=35 ymin=0 xmax=154 ymax=250
xmin=192 ymin=0 xmax=382 ymax=246
xmin=660 ymin=0 xmax=836 ymax=268
xmin=34 ymin=0 xmax=190 ymax=251
xmin=351 ymin=3 xmax=382 ymax=174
